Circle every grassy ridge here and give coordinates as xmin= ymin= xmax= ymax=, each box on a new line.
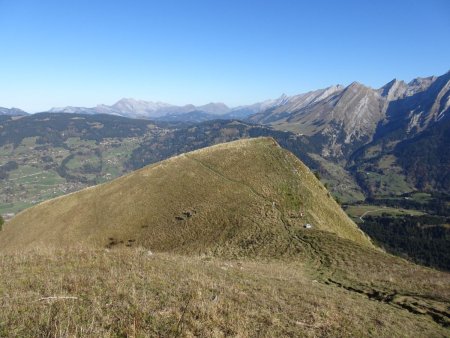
xmin=0 ymin=137 xmax=371 ymax=252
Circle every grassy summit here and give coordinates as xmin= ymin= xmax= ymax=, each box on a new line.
xmin=0 ymin=138 xmax=448 ymax=336
xmin=0 ymin=137 xmax=370 ymax=253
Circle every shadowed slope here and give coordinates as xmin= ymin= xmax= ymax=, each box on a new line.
xmin=0 ymin=137 xmax=371 ymax=252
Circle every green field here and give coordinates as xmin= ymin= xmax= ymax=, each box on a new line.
xmin=410 ymin=192 xmax=433 ymax=203
xmin=361 ymin=170 xmax=414 ymax=196
xmin=345 ymin=204 xmax=425 ymax=223
xmin=0 ymin=136 xmax=144 ymax=215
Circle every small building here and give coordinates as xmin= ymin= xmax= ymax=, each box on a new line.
xmin=4 ymin=213 xmax=15 ymax=221
xmin=304 ymin=223 xmax=313 ymax=229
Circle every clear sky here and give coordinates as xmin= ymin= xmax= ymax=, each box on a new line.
xmin=0 ymin=0 xmax=449 ymax=112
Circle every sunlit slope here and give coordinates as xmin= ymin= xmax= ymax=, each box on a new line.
xmin=0 ymin=137 xmax=371 ymax=252
xmin=1 ymin=248 xmax=448 ymax=337
xmin=1 ymin=138 xmax=449 ymax=335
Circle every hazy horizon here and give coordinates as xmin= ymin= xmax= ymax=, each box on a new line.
xmin=1 ymin=0 xmax=449 ymax=112
xmin=5 ymin=69 xmax=450 ymax=114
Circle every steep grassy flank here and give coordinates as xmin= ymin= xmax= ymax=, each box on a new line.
xmin=0 ymin=137 xmax=371 ymax=253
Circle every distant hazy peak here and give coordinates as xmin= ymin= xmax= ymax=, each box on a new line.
xmin=112 ymin=98 xmax=173 ymax=110
xmin=196 ymin=102 xmax=230 ymax=115
xmin=0 ymin=107 xmax=28 ymax=115
xmin=274 ymin=93 xmax=290 ymax=105
xmin=39 ymin=70 xmax=450 ymax=121
xmin=48 ymin=106 xmax=93 ymax=114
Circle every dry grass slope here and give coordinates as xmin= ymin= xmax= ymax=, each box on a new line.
xmin=0 ymin=248 xmax=448 ymax=337
xmin=0 ymin=138 xmax=449 ymax=336
xmin=0 ymin=137 xmax=371 ymax=253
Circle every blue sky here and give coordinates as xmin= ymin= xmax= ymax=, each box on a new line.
xmin=0 ymin=0 xmax=449 ymax=112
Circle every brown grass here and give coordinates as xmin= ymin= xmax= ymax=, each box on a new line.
xmin=0 ymin=247 xmax=448 ymax=337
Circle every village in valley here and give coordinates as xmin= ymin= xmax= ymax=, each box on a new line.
xmin=0 ymin=135 xmax=148 ymax=216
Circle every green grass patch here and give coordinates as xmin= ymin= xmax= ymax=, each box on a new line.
xmin=345 ymin=204 xmax=425 ymax=223
xmin=362 ymin=170 xmax=414 ymax=196
xmin=410 ymin=192 xmax=433 ymax=203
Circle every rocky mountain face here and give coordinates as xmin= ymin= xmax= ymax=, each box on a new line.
xmin=393 ymin=118 xmax=450 ymax=191
xmin=249 ymin=83 xmax=386 ymax=160
xmin=246 ymin=71 xmax=450 ymax=198
xmin=249 ymin=71 xmax=450 ymax=162
xmin=375 ymin=72 xmax=450 ymax=139
xmin=0 ymin=107 xmax=28 ymax=116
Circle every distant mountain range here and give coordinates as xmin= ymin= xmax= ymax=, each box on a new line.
xmin=45 ymin=98 xmax=285 ymax=120
xmin=0 ymin=93 xmax=296 ymax=121
xmin=1 ymin=70 xmax=449 ymax=198
xmin=0 ymin=107 xmax=28 ymax=116
xmin=48 ymin=99 xmax=231 ymax=118
xmin=2 ymin=72 xmax=449 ymax=130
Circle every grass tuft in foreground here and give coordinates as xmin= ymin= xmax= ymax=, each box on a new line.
xmin=1 ymin=247 xmax=448 ymax=337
